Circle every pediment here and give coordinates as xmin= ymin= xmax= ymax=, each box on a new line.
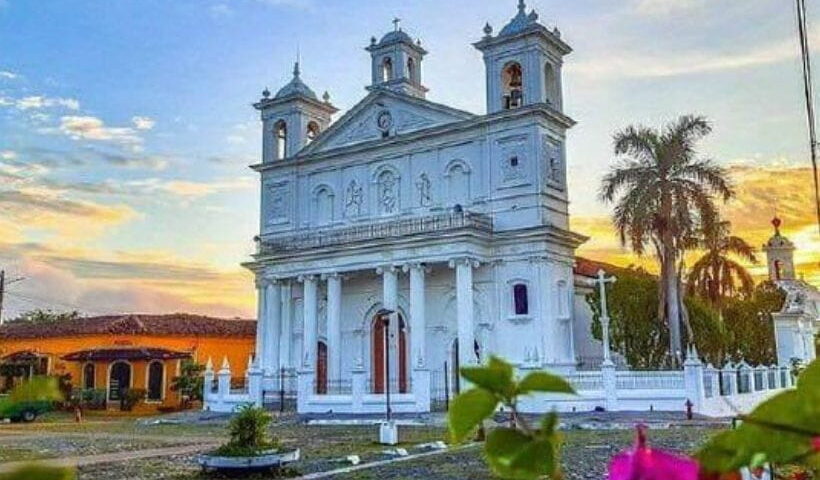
xmin=300 ymin=90 xmax=475 ymax=155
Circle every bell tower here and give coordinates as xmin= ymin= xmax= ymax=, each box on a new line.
xmin=366 ymin=19 xmax=428 ymax=98
xmin=474 ymin=0 xmax=570 ymax=114
xmin=763 ymin=217 xmax=796 ymax=282
xmin=254 ymin=62 xmax=338 ymax=163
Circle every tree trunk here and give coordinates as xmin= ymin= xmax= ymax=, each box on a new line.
xmin=663 ymin=239 xmax=682 ymax=364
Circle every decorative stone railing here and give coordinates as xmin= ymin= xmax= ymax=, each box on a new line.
xmin=257 ymin=211 xmax=493 ymax=255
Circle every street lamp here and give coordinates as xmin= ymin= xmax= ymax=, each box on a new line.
xmin=375 ymin=307 xmax=398 ymax=445
xmin=375 ymin=308 xmax=395 ymax=421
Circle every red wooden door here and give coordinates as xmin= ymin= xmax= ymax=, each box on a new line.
xmin=372 ymin=315 xmax=408 ymax=394
xmin=316 ymin=341 xmax=328 ymax=394
xmin=372 ymin=318 xmax=386 ymax=393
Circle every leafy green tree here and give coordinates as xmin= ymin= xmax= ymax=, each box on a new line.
xmin=684 ymin=295 xmax=730 ymax=366
xmin=586 ymin=267 xmax=732 ymax=368
xmin=687 ymin=218 xmax=757 ymax=305
xmin=170 ymin=360 xmax=205 ymax=405
xmin=7 ymin=309 xmax=80 ymax=325
xmin=448 ymin=356 xmax=574 ymax=480
xmin=586 ymin=267 xmax=669 ymax=369
xmin=600 ymin=115 xmax=733 ymax=360
xmin=720 ymin=281 xmax=785 ymax=365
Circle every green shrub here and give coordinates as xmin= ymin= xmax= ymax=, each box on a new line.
xmin=214 ymin=404 xmax=279 ymax=457
xmin=120 ymin=388 xmax=145 ymax=411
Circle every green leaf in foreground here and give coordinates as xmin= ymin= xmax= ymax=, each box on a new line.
xmin=697 ymin=359 xmax=820 ymax=474
xmin=460 ymin=356 xmax=515 ymax=399
xmin=517 ymin=371 xmax=575 ymax=395
xmin=0 ymin=465 xmax=74 ymax=480
xmin=448 ymin=388 xmax=498 ymax=443
xmin=486 ymin=427 xmax=558 ymax=480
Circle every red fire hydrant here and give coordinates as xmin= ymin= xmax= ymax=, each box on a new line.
xmin=685 ymin=399 xmax=694 ymax=420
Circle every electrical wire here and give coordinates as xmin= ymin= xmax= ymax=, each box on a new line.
xmin=796 ymin=0 xmax=820 ymax=234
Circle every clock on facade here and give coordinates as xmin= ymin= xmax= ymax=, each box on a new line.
xmin=376 ymin=110 xmax=393 ymax=132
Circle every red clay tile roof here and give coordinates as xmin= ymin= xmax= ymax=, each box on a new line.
xmin=573 ymin=257 xmax=627 ymax=278
xmin=0 ymin=314 xmax=256 ymax=340
xmin=62 ymin=347 xmax=192 ymax=362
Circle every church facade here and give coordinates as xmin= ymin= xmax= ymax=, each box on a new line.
xmin=246 ymin=2 xmax=588 ymax=413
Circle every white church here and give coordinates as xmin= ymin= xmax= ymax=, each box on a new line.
xmin=202 ymin=2 xmax=815 ymax=416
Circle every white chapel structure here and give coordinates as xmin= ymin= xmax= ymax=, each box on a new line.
xmin=203 ymin=2 xmax=805 ymax=416
xmin=247 ymin=2 xmax=585 ymax=413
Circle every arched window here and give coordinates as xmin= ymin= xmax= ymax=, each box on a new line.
xmin=274 ymin=120 xmax=287 ymax=159
xmin=502 ymin=62 xmax=524 ymax=110
xmin=774 ymin=260 xmax=782 ymax=281
xmin=407 ymin=57 xmax=416 ymax=83
xmin=513 ymin=284 xmax=529 ymax=315
xmin=146 ymin=361 xmax=164 ymax=401
xmin=306 ymin=121 xmax=320 ymax=144
xmin=83 ymin=363 xmax=95 ymax=390
xmin=544 ymin=62 xmax=558 ymax=106
xmin=381 ymin=57 xmax=393 ymax=82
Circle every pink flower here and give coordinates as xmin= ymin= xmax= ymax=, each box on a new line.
xmin=608 ymin=425 xmax=700 ymax=480
xmin=812 ymin=437 xmax=820 ymax=452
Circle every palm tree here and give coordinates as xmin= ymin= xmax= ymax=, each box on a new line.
xmin=600 ymin=115 xmax=733 ymax=362
xmin=687 ymin=218 xmax=757 ymax=305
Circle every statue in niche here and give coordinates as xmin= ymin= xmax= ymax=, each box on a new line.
xmin=416 ymin=173 xmax=432 ymax=207
xmin=344 ymin=179 xmax=363 ymax=217
xmin=378 ymin=171 xmax=397 ymax=214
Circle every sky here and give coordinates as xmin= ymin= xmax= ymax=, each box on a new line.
xmin=0 ymin=0 xmax=819 ymax=320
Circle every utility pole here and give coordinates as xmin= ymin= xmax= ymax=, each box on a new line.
xmin=0 ymin=270 xmax=25 ymax=325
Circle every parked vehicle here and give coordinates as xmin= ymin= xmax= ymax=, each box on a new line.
xmin=0 ymin=395 xmax=53 ymax=422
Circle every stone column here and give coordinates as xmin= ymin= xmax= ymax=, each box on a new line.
xmin=326 ymin=273 xmax=342 ymax=383
xmin=280 ymin=281 xmax=293 ymax=371
xmin=264 ymin=280 xmax=281 ymax=376
xmin=301 ymin=275 xmax=318 ymax=371
xmin=452 ymin=258 xmax=478 ymax=368
xmin=378 ymin=266 xmax=399 ymax=390
xmin=406 ymin=263 xmax=426 ymax=369
xmin=254 ymin=278 xmax=268 ymax=365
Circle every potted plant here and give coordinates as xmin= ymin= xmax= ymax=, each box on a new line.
xmin=198 ymin=404 xmax=300 ymax=471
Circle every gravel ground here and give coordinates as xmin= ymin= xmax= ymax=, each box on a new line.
xmin=0 ymin=436 xmax=187 ymax=463
xmin=0 ymin=412 xmax=728 ymax=479
xmin=75 ymin=423 xmax=723 ymax=480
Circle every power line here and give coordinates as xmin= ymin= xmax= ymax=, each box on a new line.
xmin=795 ymin=0 xmax=820 ymax=234
xmin=0 ymin=269 xmax=25 ymax=325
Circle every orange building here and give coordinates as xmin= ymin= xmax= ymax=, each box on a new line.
xmin=0 ymin=314 xmax=255 ymax=411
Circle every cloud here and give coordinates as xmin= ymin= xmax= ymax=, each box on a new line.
xmin=15 ymin=95 xmax=80 ymax=110
xmin=208 ymin=3 xmax=233 ymax=18
xmin=0 ymin=70 xmax=18 ymax=80
xmin=570 ymin=22 xmax=820 ymax=80
xmin=1 ymin=150 xmax=16 ymax=160
xmin=0 ymin=190 xmax=134 ymax=221
xmin=58 ymin=115 xmax=142 ymax=146
xmin=632 ymin=0 xmax=704 ymax=17
xmin=131 ymin=116 xmax=155 ymax=130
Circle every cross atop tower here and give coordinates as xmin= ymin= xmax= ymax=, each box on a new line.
xmin=392 ymin=17 xmax=401 ymax=31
